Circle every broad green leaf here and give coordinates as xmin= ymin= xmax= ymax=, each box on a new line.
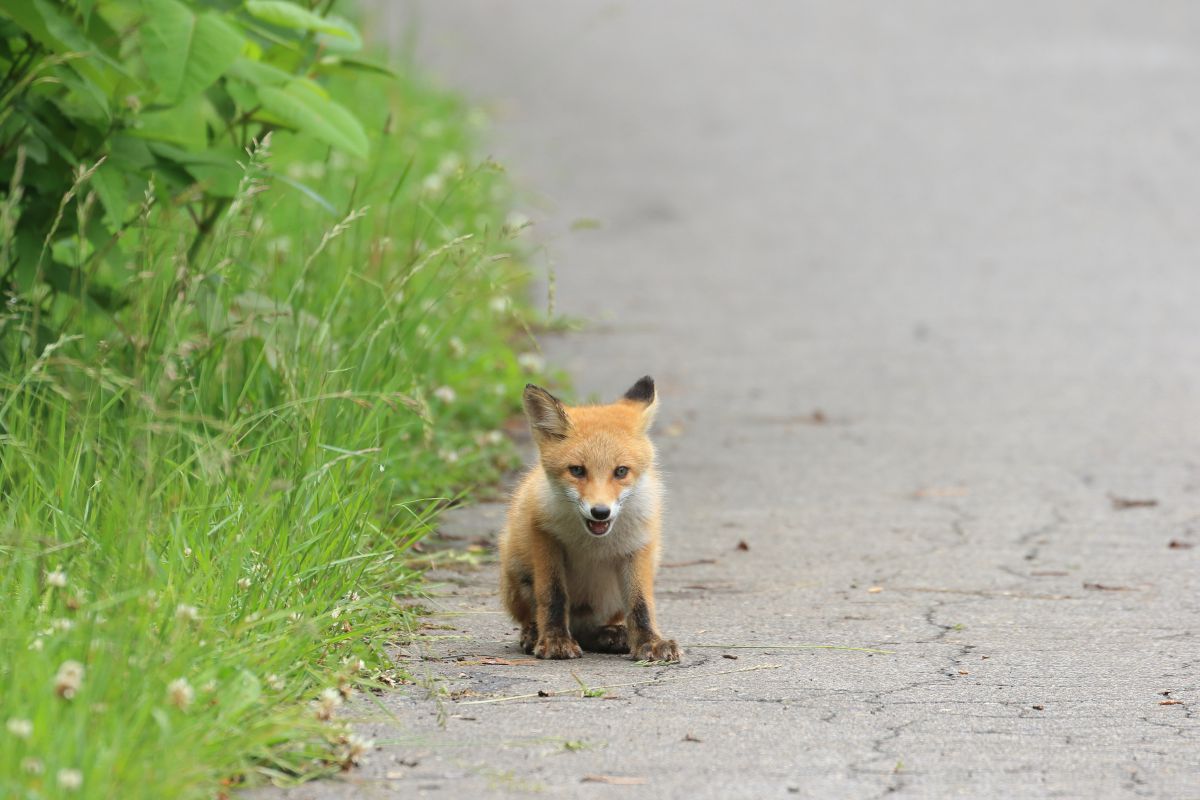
xmin=318 ymin=54 xmax=397 ymax=79
xmin=257 ymin=79 xmax=368 ymax=160
xmin=141 ymin=0 xmax=243 ymax=103
xmin=226 ymin=56 xmax=293 ymax=88
xmin=130 ymin=95 xmax=207 ymax=150
xmin=314 ymin=14 xmax=361 ymax=54
xmin=244 ymin=1 xmax=353 ymax=38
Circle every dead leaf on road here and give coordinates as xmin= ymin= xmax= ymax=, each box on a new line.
xmin=582 ymin=775 xmax=647 ymax=785
xmin=735 ymin=540 xmax=750 ymax=551
xmin=663 ymin=558 xmax=718 ymax=568
xmin=1109 ymin=494 xmax=1158 ymax=510
xmin=1168 ymin=540 xmax=1194 ymax=550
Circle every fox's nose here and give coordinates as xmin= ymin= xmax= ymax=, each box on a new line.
xmin=590 ymin=505 xmax=611 ymax=520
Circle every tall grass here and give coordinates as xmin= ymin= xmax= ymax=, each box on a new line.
xmin=0 ymin=65 xmax=539 ymax=798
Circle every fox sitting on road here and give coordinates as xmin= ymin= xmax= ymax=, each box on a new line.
xmin=499 ymin=376 xmax=681 ymax=662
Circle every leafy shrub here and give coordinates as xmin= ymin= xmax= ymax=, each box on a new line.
xmin=0 ymin=0 xmax=388 ymax=353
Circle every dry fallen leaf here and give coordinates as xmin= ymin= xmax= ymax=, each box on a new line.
xmin=582 ymin=775 xmax=647 ymax=785
xmin=735 ymin=540 xmax=750 ymax=552
xmin=1109 ymin=494 xmax=1158 ymax=510
xmin=662 ymin=558 xmax=719 ymax=568
xmin=1168 ymin=540 xmax=1194 ymax=550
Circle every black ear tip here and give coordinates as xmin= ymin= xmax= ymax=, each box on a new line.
xmin=623 ymin=376 xmax=655 ymax=403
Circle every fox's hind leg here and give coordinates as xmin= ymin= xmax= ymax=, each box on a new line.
xmin=501 ymin=565 xmax=537 ymax=653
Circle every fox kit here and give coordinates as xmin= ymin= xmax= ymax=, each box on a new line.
xmin=499 ymin=376 xmax=681 ymax=662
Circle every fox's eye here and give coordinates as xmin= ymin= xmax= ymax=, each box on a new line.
xmin=614 ymin=466 xmax=629 ymax=479
xmin=568 ymin=465 xmax=586 ymax=478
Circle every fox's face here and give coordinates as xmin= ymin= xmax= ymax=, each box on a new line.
xmin=523 ymin=377 xmax=658 ymax=537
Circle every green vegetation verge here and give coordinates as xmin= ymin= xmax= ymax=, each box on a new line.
xmin=1 ymin=2 xmax=543 ymax=797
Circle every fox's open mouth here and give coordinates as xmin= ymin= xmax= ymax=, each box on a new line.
xmin=584 ymin=518 xmax=611 ymax=536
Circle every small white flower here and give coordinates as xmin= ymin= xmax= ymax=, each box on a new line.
xmin=432 ymin=385 xmax=457 ymax=404
xmin=183 ymin=545 xmax=192 ymax=558
xmin=267 ymin=674 xmax=285 ymax=691
xmin=201 ymin=680 xmax=217 ymax=694
xmin=29 ymin=638 xmax=43 ymax=652
xmin=54 ymin=660 xmax=85 ymax=699
xmin=421 ymin=173 xmax=444 ymax=194
xmin=175 ymin=604 xmax=199 ymax=622
xmin=331 ymin=607 xmax=342 ymax=620
xmin=46 ymin=569 xmax=67 ymax=588
xmin=51 ymin=618 xmax=73 ymax=632
xmin=21 ymin=758 xmax=44 ymax=775
xmin=517 ymin=352 xmax=545 ymax=373
xmin=338 ymin=733 xmax=374 ymax=765
xmin=448 ymin=337 xmax=466 ymax=358
xmin=237 ymin=577 xmax=252 ymax=590
xmin=312 ymin=688 xmax=342 ymax=720
xmin=6 ymin=718 xmax=33 ymax=738
xmin=489 ymin=296 xmax=511 ymax=314
xmin=57 ymin=768 xmax=83 ymax=790
xmin=483 ymin=430 xmax=505 ymax=446
xmin=166 ymin=678 xmax=194 ymax=711
xmin=439 ymin=449 xmax=460 ymax=464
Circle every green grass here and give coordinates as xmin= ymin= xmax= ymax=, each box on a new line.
xmin=0 ymin=58 xmax=543 ymax=799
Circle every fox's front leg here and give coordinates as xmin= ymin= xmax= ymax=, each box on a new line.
xmin=624 ymin=545 xmax=681 ymax=662
xmin=531 ymin=531 xmax=582 ymax=660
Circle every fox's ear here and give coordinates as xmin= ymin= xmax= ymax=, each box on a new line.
xmin=523 ymin=384 xmax=571 ymax=441
xmin=621 ymin=375 xmax=658 ymax=431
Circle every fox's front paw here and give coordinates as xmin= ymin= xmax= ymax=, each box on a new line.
xmin=633 ymin=637 xmax=681 ymax=663
xmin=534 ymin=633 xmax=583 ymax=660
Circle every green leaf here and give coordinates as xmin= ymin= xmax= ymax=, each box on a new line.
xmin=226 ymin=56 xmax=293 ymax=88
xmin=314 ymin=14 xmax=361 ymax=54
xmin=244 ymin=1 xmax=354 ymax=38
xmin=257 ymin=79 xmax=368 ymax=160
xmin=318 ymin=54 xmax=397 ymax=79
xmin=130 ymin=95 xmax=207 ymax=151
xmin=141 ymin=0 xmax=244 ymax=103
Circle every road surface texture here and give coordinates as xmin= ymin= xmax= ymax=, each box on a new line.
xmin=258 ymin=2 xmax=1200 ymax=797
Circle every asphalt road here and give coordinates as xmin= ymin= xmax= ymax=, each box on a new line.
xmin=256 ymin=2 xmax=1200 ymax=797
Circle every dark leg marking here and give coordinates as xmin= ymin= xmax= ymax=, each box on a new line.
xmin=629 ymin=597 xmax=652 ymax=635
xmin=546 ymin=581 xmax=568 ymax=634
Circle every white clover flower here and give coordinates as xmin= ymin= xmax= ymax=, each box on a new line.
xmin=439 ymin=449 xmax=460 ymax=464
xmin=54 ymin=661 xmax=84 ymax=699
xmin=517 ymin=352 xmax=545 ymax=373
xmin=46 ymin=569 xmax=67 ymax=588
xmin=166 ymin=678 xmax=194 ymax=711
xmin=182 ymin=545 xmax=192 ymax=558
xmin=432 ymin=385 xmax=457 ymax=404
xmin=175 ymin=604 xmax=199 ymax=622
xmin=51 ymin=618 xmax=73 ymax=632
xmin=29 ymin=638 xmax=43 ymax=652
xmin=6 ymin=718 xmax=33 ymax=738
xmin=312 ymin=688 xmax=342 ymax=720
xmin=489 ymin=296 xmax=511 ymax=314
xmin=267 ymin=674 xmax=285 ymax=691
xmin=237 ymin=577 xmax=252 ymax=590
xmin=331 ymin=607 xmax=342 ymax=620
xmin=22 ymin=758 xmax=44 ymax=775
xmin=421 ymin=173 xmax=444 ymax=194
xmin=338 ymin=733 xmax=374 ymax=765
xmin=57 ymin=768 xmax=82 ymax=790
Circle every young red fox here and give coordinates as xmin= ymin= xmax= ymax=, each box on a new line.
xmin=499 ymin=376 xmax=681 ymax=662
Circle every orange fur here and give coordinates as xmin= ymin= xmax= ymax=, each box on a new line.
xmin=498 ymin=377 xmax=680 ymax=662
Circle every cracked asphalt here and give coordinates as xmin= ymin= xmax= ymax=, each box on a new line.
xmin=255 ymin=2 xmax=1200 ymax=797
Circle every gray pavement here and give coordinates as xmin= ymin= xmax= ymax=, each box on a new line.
xmin=260 ymin=2 xmax=1200 ymax=797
